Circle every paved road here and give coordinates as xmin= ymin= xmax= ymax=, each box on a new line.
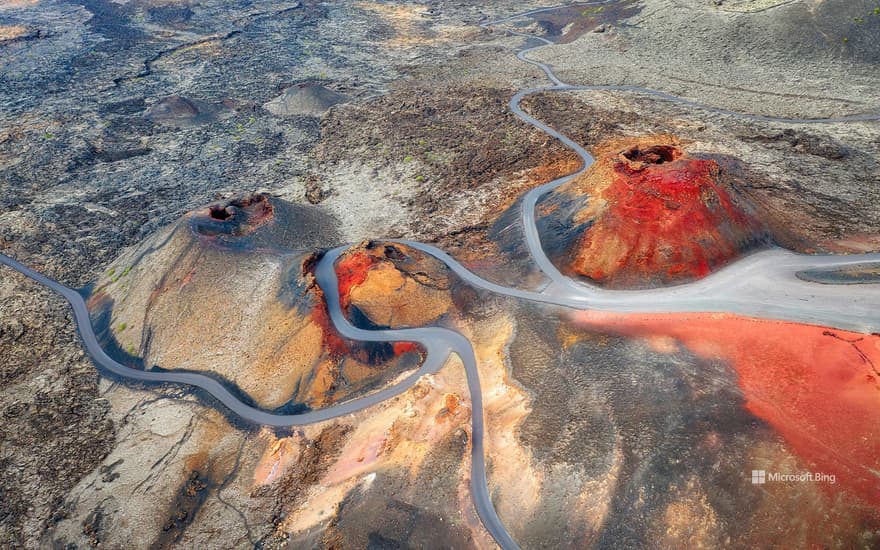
xmin=0 ymin=247 xmax=520 ymax=549
xmin=2 ymin=2 xmax=880 ymax=549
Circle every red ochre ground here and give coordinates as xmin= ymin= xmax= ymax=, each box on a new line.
xmin=572 ymin=309 xmax=880 ymax=508
xmin=321 ymin=143 xmax=877 ymax=513
xmin=308 ymin=247 xmax=420 ymax=359
xmin=335 ymin=249 xmax=377 ymax=310
xmin=304 ymin=248 xmax=372 ymax=359
xmin=309 ymin=298 xmax=350 ymax=359
xmin=558 ymin=138 xmax=879 ymax=511
xmin=556 ymin=136 xmax=766 ymax=287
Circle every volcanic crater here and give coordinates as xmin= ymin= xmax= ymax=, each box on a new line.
xmin=536 ymin=136 xmax=772 ymax=288
xmin=87 ymin=194 xmax=425 ymax=412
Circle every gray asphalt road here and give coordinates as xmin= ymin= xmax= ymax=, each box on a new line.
xmin=1 ymin=2 xmax=879 ymax=549
xmin=0 ymin=247 xmax=520 ymax=549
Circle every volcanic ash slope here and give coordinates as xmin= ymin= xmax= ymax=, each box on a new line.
xmin=87 ymin=194 xmax=424 ymax=411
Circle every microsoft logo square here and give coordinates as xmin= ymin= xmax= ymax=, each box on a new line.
xmin=751 ymin=470 xmax=766 ymax=484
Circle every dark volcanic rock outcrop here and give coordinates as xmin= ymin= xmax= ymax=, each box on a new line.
xmin=143 ymin=95 xmax=235 ymax=127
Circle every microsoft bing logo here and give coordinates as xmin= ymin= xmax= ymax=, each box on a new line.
xmin=749 ymin=469 xmax=835 ymax=485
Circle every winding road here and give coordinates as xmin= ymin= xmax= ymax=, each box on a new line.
xmin=1 ymin=2 xmax=880 ymax=549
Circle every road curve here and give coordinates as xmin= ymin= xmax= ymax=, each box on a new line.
xmin=0 ymin=250 xmax=452 ymax=427
xmin=480 ymin=2 xmax=880 ymax=334
xmin=0 ymin=248 xmax=519 ymax=549
xmin=1 ymin=2 xmax=879 ymax=550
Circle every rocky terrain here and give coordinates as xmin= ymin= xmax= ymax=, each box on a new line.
xmin=2 ymin=0 xmax=879 ymax=549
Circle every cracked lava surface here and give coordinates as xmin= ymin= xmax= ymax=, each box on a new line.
xmin=2 ymin=1 xmax=880 ymax=549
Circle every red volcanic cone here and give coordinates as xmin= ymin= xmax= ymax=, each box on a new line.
xmin=542 ymin=136 xmax=767 ymax=288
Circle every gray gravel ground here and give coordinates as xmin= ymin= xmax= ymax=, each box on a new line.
xmin=2 ymin=0 xmax=879 ymax=548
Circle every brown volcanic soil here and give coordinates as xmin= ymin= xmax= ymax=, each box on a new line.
xmin=314 ymin=79 xmax=580 ymax=261
xmin=312 ymin=72 xmax=592 ymax=289
xmin=89 ymin=195 xmax=423 ymax=411
xmin=337 ymin=240 xmax=454 ymax=329
xmin=316 ymin=83 xmax=572 ymax=200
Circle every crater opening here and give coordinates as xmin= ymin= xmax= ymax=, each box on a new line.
xmin=209 ymin=206 xmax=232 ymax=220
xmin=622 ymin=144 xmax=680 ymax=165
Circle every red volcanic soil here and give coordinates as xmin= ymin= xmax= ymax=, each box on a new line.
xmin=335 ymin=248 xmax=421 ymax=356
xmin=306 ymin=248 xmax=378 ymax=358
xmin=307 ymin=285 xmax=419 ymax=361
xmin=572 ymin=310 xmax=880 ymax=508
xmin=548 ymin=136 xmax=767 ymax=287
xmin=335 ymin=249 xmax=377 ymax=309
xmin=305 ymin=246 xmax=423 ymax=360
xmin=392 ymin=341 xmax=420 ymax=355
xmin=300 ymin=249 xmax=372 ymax=359
xmin=309 ymin=298 xmax=349 ymax=359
